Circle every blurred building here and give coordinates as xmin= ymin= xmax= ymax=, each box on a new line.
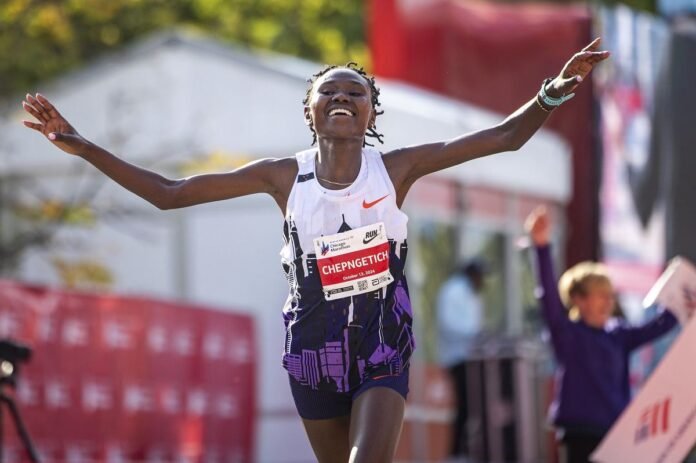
xmin=0 ymin=31 xmax=570 ymax=461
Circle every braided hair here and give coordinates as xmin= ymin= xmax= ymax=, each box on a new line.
xmin=302 ymin=62 xmax=385 ymax=147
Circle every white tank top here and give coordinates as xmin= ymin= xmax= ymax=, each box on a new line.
xmin=278 ymin=147 xmax=414 ymax=393
xmin=281 ymin=146 xmax=408 ymax=259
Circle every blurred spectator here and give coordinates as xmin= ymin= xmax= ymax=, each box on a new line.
xmin=526 ymin=207 xmax=678 ymax=463
xmin=436 ymin=259 xmax=487 ymax=461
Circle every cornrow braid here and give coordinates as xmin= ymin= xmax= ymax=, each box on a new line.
xmin=302 ymin=62 xmax=385 ymax=147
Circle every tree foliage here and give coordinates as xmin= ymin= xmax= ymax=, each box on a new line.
xmin=0 ymin=0 xmax=366 ymax=278
xmin=596 ymin=0 xmax=656 ymax=13
xmin=0 ymin=0 xmax=367 ymax=97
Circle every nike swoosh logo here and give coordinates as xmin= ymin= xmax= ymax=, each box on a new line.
xmin=362 ymin=195 xmax=389 ymax=209
xmin=363 ymin=234 xmax=379 ymax=245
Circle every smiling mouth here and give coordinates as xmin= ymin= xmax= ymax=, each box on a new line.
xmin=328 ymin=108 xmax=355 ymax=117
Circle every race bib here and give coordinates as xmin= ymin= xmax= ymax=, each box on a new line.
xmin=313 ymin=222 xmax=394 ymax=300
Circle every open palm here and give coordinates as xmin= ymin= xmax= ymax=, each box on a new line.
xmin=22 ymin=93 xmax=88 ymax=156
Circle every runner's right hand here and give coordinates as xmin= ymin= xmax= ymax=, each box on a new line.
xmin=22 ymin=93 xmax=90 ymax=156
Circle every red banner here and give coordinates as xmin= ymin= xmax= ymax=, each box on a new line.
xmin=368 ymin=0 xmax=595 ymax=266
xmin=0 ymin=280 xmax=255 ymax=462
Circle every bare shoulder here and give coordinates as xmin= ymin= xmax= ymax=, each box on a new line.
xmin=264 ymin=156 xmax=298 ymax=182
xmin=263 ymin=155 xmax=298 ymax=211
xmin=381 ymin=144 xmax=437 ymax=175
xmin=380 ymin=146 xmax=424 ymax=208
xmin=381 ymin=147 xmax=412 ymax=183
xmin=381 ymin=143 xmax=440 ymax=182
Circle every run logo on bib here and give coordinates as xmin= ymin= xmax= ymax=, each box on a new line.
xmin=313 ymin=222 xmax=394 ymax=300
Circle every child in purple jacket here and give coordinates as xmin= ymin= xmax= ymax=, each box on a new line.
xmin=525 ymin=207 xmax=678 ymax=463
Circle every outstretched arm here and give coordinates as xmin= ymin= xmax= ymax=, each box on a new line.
xmin=526 ymin=207 xmax=572 ymax=363
xmin=22 ymin=94 xmax=295 ymax=211
xmin=385 ymin=38 xmax=610 ymax=198
xmin=620 ymin=307 xmax=678 ymax=352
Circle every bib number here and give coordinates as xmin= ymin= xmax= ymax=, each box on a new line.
xmin=313 ymin=222 xmax=394 ymax=300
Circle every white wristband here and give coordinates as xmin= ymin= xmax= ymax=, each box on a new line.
xmin=539 ymin=78 xmax=575 ymax=107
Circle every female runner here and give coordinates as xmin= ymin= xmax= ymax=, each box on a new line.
xmin=22 ymin=39 xmax=608 ymax=463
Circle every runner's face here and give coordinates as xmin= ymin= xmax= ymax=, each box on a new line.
xmin=305 ymin=69 xmax=374 ymax=142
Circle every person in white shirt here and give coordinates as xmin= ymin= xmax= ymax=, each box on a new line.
xmin=437 ymin=259 xmax=487 ymax=460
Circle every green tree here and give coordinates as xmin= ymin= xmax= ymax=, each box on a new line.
xmin=0 ymin=0 xmax=367 ymax=278
xmin=594 ymin=0 xmax=656 ymax=13
xmin=0 ymin=0 xmax=367 ymax=98
xmin=495 ymin=0 xmax=657 ymax=13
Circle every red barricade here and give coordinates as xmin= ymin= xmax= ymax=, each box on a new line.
xmin=0 ymin=280 xmax=255 ymax=462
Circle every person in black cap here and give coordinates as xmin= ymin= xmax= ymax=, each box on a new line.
xmin=437 ymin=258 xmax=488 ymax=460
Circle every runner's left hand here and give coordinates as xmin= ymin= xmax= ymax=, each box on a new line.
xmin=545 ymin=38 xmax=610 ymax=98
